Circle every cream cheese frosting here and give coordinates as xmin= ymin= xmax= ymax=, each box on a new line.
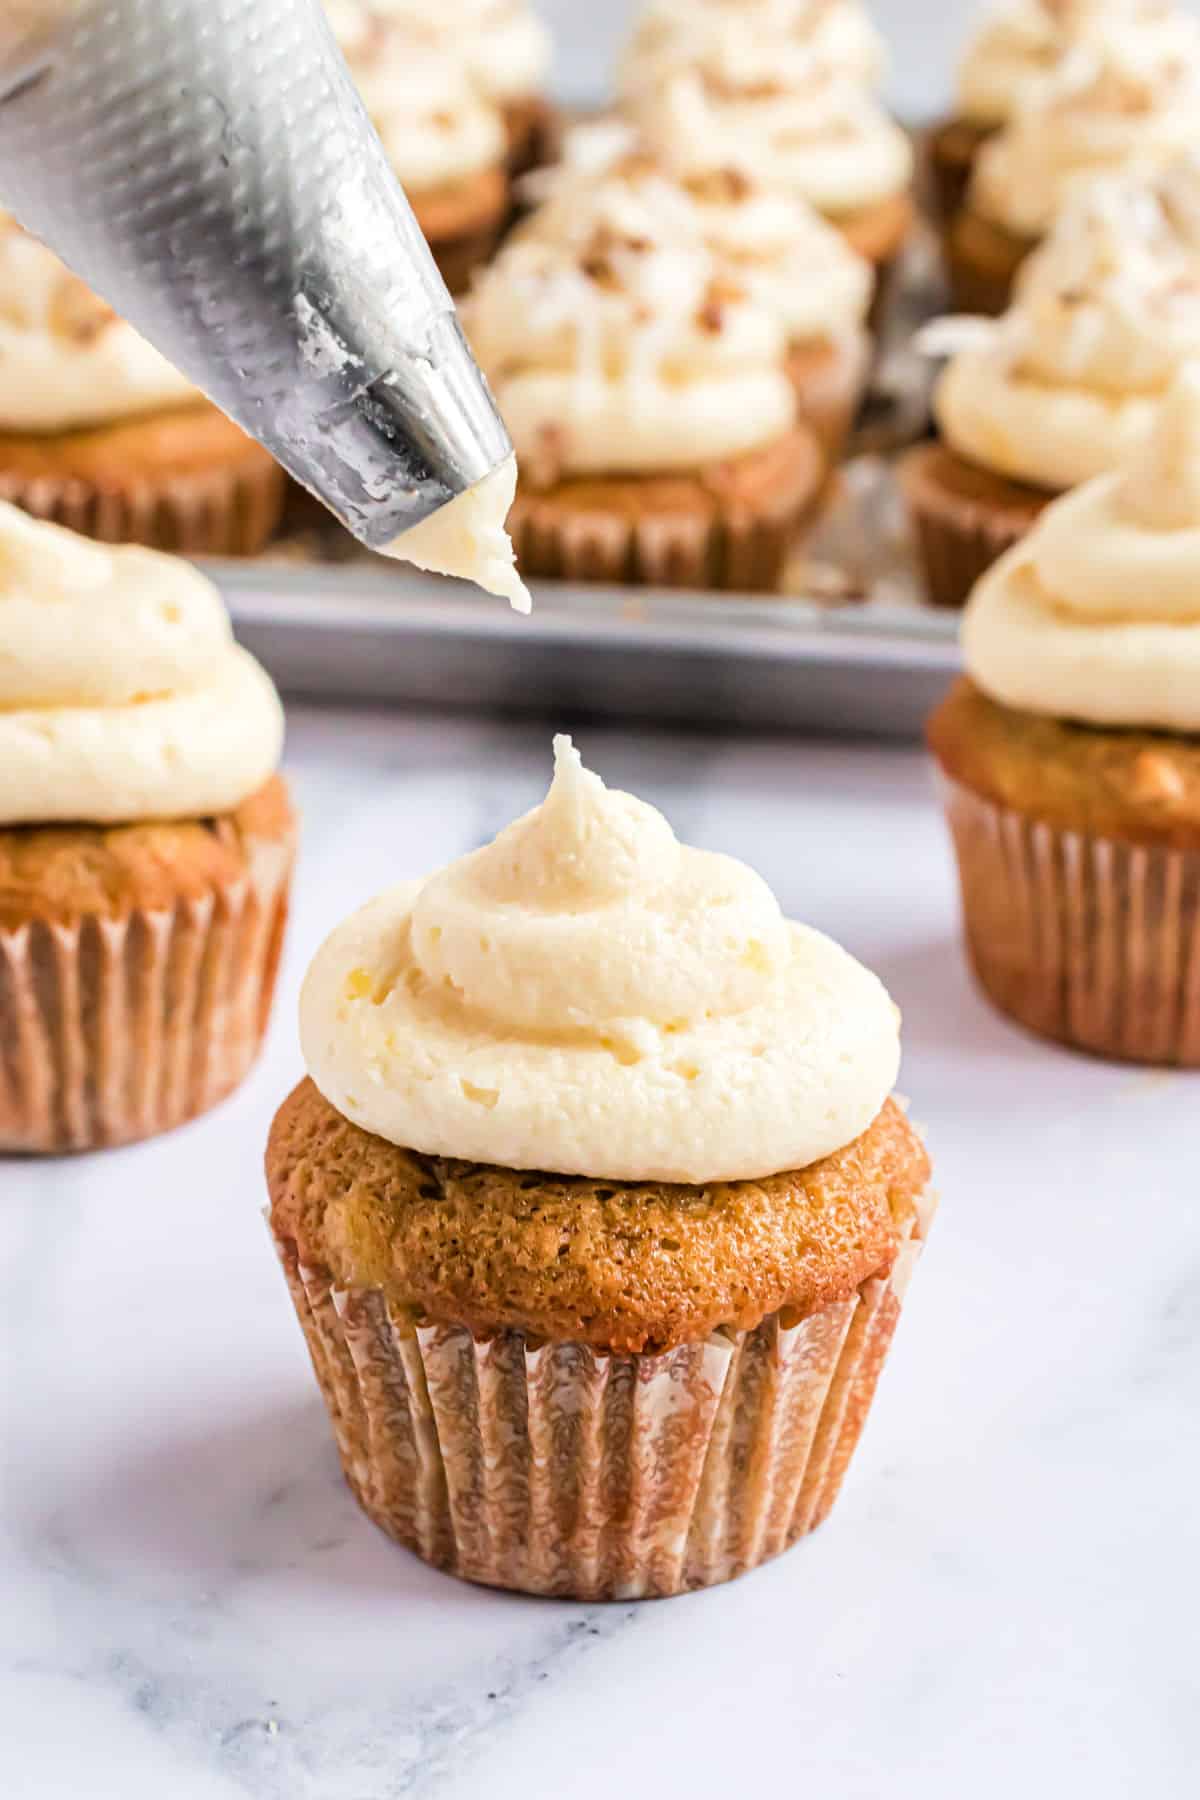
xmin=462 ymin=214 xmax=797 ymax=480
xmin=935 ymin=177 xmax=1200 ymax=489
xmin=300 ymin=736 xmax=901 ymax=1181
xmin=335 ymin=30 xmax=505 ymax=191
xmin=956 ymin=0 xmax=1200 ymax=128
xmin=0 ymin=218 xmax=196 ymax=433
xmin=969 ymin=39 xmax=1200 ymax=237
xmin=522 ymin=139 xmax=874 ymax=345
xmin=963 ymin=368 xmax=1200 ymax=730
xmin=631 ymin=58 xmax=912 ymax=219
xmin=327 ymin=0 xmax=549 ymax=103
xmin=384 ymin=455 xmax=530 ymax=613
xmin=0 ymin=504 xmax=283 ymax=825
xmin=621 ymin=0 xmax=887 ymax=96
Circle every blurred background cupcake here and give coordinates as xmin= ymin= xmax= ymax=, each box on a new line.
xmin=0 ymin=506 xmax=294 ymax=1151
xmin=945 ymin=36 xmax=1200 ymax=312
xmin=902 ymin=169 xmax=1200 ymax=607
xmin=928 ymin=0 xmax=1200 ymax=222
xmin=268 ymin=737 xmax=934 ymax=1600
xmin=461 ymin=194 xmax=824 ymax=588
xmin=0 ymin=218 xmax=285 ymax=553
xmin=620 ymin=0 xmax=889 ymax=98
xmin=928 ymin=368 xmax=1200 ymax=1062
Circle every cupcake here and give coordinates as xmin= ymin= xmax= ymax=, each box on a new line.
xmin=267 ymin=737 xmax=934 ymax=1599
xmin=946 ymin=38 xmax=1200 ymax=313
xmin=928 ymin=370 xmax=1200 ymax=1063
xmin=621 ymin=0 xmax=888 ymax=99
xmin=460 ymin=205 xmax=824 ymax=589
xmin=0 ymin=504 xmax=294 ymax=1151
xmin=328 ymin=12 xmax=510 ymax=292
xmin=901 ymin=176 xmax=1200 ymax=607
xmin=626 ymin=48 xmax=914 ymax=293
xmin=928 ymin=0 xmax=1200 ymax=222
xmin=520 ymin=135 xmax=875 ymax=462
xmin=0 ymin=219 xmax=285 ymax=554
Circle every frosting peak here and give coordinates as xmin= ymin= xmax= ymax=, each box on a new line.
xmin=301 ymin=737 xmax=900 ymax=1181
xmin=963 ymin=367 xmax=1200 ymax=728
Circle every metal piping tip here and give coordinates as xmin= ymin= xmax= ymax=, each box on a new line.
xmin=0 ymin=0 xmax=511 ymax=549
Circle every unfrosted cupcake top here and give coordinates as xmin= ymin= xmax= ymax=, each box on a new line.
xmin=334 ymin=29 xmax=505 ymax=190
xmin=629 ymin=53 xmax=912 ymax=218
xmin=0 ymin=504 xmax=283 ymax=824
xmin=0 ymin=218 xmax=195 ymax=433
xmin=935 ymin=177 xmax=1200 ymax=489
xmin=956 ymin=0 xmax=1200 ymax=128
xmin=620 ymin=0 xmax=886 ymax=97
xmin=300 ymin=737 xmax=901 ymax=1183
xmin=969 ymin=39 xmax=1200 ymax=236
xmin=963 ymin=367 xmax=1200 ymax=730
xmin=461 ymin=210 xmax=797 ymax=480
xmin=521 ymin=135 xmax=874 ymax=344
xmin=326 ymin=0 xmax=550 ymax=104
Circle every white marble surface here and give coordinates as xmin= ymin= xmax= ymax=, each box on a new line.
xmin=2 ymin=707 xmax=1197 ymax=1800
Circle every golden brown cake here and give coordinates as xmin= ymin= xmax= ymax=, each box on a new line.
xmin=266 ymin=738 xmax=934 ymax=1598
xmin=0 ymin=508 xmax=295 ymax=1150
xmin=928 ymin=372 xmax=1200 ymax=1064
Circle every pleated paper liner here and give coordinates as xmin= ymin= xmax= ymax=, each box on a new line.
xmin=922 ymin=118 xmax=995 ymax=225
xmin=0 ymin=404 xmax=286 ymax=555
xmin=944 ymin=209 xmax=1034 ymax=317
xmin=941 ymin=774 xmax=1200 ymax=1064
xmin=273 ymin=1192 xmax=934 ymax=1600
xmin=898 ymin=443 xmax=1053 ymax=609
xmin=0 ymin=825 xmax=294 ymax=1153
xmin=787 ymin=332 xmax=873 ymax=467
xmin=507 ymin=427 xmax=825 ymax=591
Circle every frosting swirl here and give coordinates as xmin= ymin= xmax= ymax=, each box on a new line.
xmin=956 ymin=0 xmax=1200 ymax=128
xmin=970 ymin=40 xmax=1200 ymax=236
xmin=936 ymin=176 xmax=1200 ymax=489
xmin=462 ymin=209 xmax=796 ymax=479
xmin=0 ymin=218 xmax=195 ymax=432
xmin=963 ymin=368 xmax=1200 ymax=730
xmin=0 ymin=504 xmax=283 ymax=824
xmin=621 ymin=0 xmax=886 ymax=96
xmin=522 ymin=136 xmax=874 ymax=344
xmin=631 ymin=59 xmax=912 ymax=218
xmin=301 ymin=737 xmax=900 ymax=1181
xmin=326 ymin=0 xmax=549 ymax=104
xmin=334 ymin=30 xmax=505 ymax=190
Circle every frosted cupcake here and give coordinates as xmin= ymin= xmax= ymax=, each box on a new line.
xmin=621 ymin=0 xmax=887 ymax=99
xmin=929 ymin=0 xmax=1200 ymax=220
xmin=628 ymin=49 xmax=914 ymax=285
xmin=461 ymin=212 xmax=824 ymax=589
xmin=0 ymin=220 xmax=284 ymax=554
xmin=327 ymin=0 xmax=553 ymax=179
xmin=328 ymin=13 xmax=509 ymax=292
xmin=947 ymin=38 xmax=1200 ymax=313
xmin=521 ymin=138 xmax=875 ymax=461
xmin=0 ymin=505 xmax=293 ymax=1151
xmin=901 ymin=177 xmax=1200 ymax=606
xmin=929 ymin=370 xmax=1200 ymax=1063
xmin=267 ymin=738 xmax=933 ymax=1599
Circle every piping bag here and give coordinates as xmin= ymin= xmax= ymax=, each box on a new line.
xmin=0 ymin=0 xmax=528 ymax=608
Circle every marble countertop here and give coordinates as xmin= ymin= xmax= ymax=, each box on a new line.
xmin=3 ymin=705 xmax=1196 ymax=1800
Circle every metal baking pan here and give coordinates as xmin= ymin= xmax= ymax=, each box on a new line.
xmin=214 ymin=556 xmax=958 ymax=739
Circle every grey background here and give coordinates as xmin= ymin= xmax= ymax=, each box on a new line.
xmin=537 ymin=0 xmax=1200 ymax=118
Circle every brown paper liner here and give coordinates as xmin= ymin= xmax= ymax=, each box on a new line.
xmin=508 ymin=427 xmax=824 ymax=591
xmin=272 ymin=1197 xmax=933 ymax=1600
xmin=0 ymin=405 xmax=286 ymax=555
xmin=923 ymin=118 xmax=995 ymax=224
xmin=0 ymin=828 xmax=294 ymax=1153
xmin=944 ymin=208 xmax=1035 ymax=316
xmin=787 ymin=333 xmax=872 ymax=465
xmin=940 ymin=774 xmax=1200 ymax=1064
xmin=899 ymin=443 xmax=1054 ymax=609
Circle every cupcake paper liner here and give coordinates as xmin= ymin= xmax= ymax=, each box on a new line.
xmin=923 ymin=118 xmax=993 ymax=224
xmin=0 ymin=830 xmax=293 ymax=1152
xmin=788 ymin=333 xmax=872 ymax=466
xmin=508 ymin=429 xmax=824 ymax=592
xmin=272 ymin=1196 xmax=933 ymax=1600
xmin=899 ymin=446 xmax=1051 ymax=609
xmin=944 ymin=210 xmax=1033 ymax=317
xmin=941 ymin=774 xmax=1200 ymax=1064
xmin=0 ymin=447 xmax=285 ymax=556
